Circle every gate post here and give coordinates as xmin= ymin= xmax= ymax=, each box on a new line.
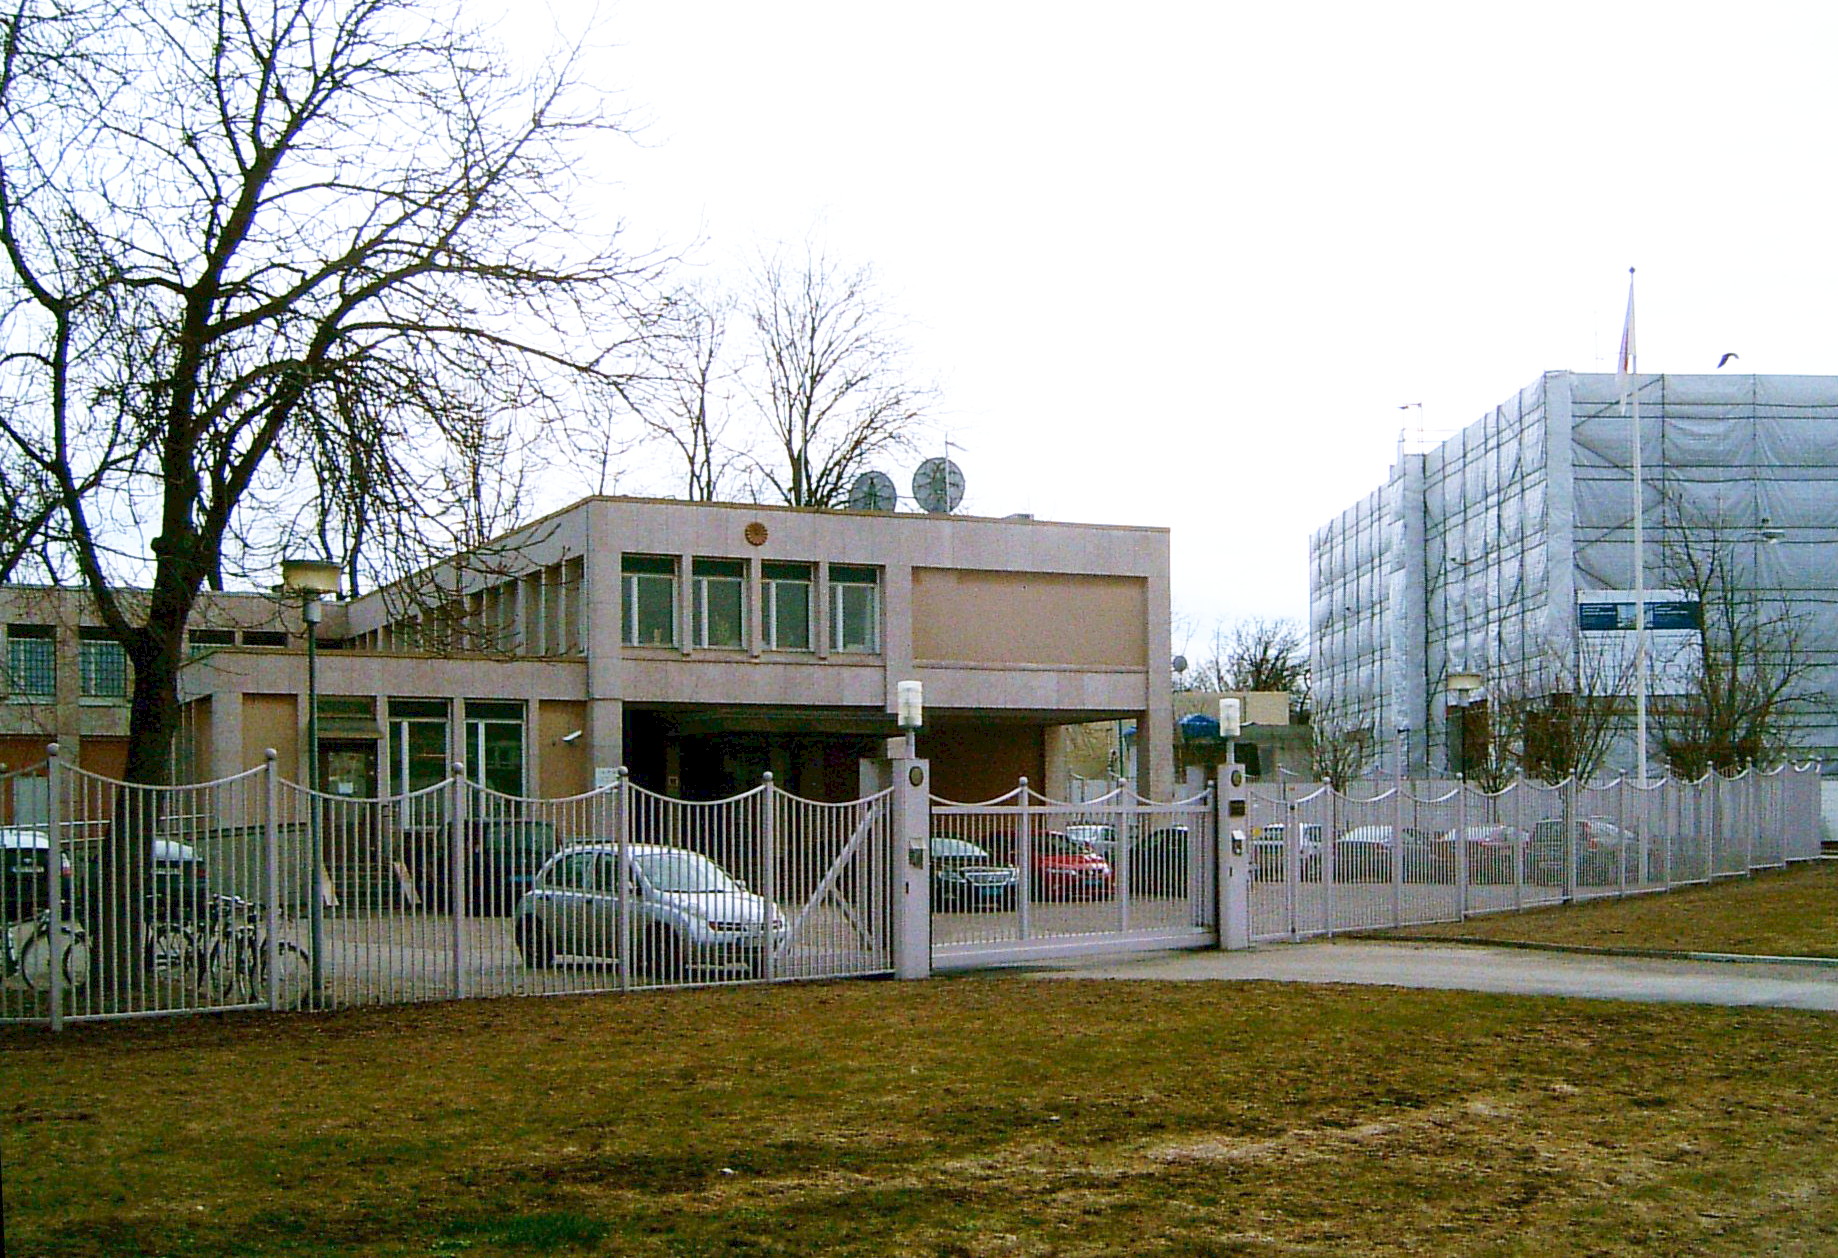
xmin=47 ymin=743 xmax=63 ymax=1032
xmin=1217 ymin=763 xmax=1251 ymax=949
xmin=890 ymin=754 xmax=931 ymax=980
xmin=450 ymin=762 xmax=468 ymax=1001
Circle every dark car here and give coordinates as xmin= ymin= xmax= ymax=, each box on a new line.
xmin=1130 ymin=826 xmax=1196 ymax=896
xmin=929 ymin=837 xmax=1019 ymax=912
xmin=0 ymin=828 xmax=73 ymax=922
xmin=1527 ymin=818 xmax=1638 ymax=886
xmin=413 ymin=819 xmax=560 ymax=914
xmin=148 ymin=839 xmax=210 ymax=922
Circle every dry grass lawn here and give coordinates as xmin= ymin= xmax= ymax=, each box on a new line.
xmin=6 ymin=971 xmax=1838 ymax=1257
xmin=1387 ymin=858 xmax=1838 ymax=957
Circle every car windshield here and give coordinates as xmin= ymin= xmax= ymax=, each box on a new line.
xmin=1037 ymin=834 xmax=1092 ymax=857
xmin=633 ymin=850 xmax=739 ymax=894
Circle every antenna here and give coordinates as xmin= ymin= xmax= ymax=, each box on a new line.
xmin=911 ymin=457 xmax=965 ymax=514
xmin=847 ymin=471 xmax=898 ymax=512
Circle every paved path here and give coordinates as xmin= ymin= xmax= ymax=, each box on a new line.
xmin=1023 ymin=940 xmax=1838 ymax=1011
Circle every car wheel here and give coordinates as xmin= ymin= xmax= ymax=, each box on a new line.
xmin=642 ymin=925 xmax=683 ymax=981
xmin=516 ymin=917 xmax=554 ymax=970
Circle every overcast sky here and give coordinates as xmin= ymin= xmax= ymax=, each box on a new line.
xmin=511 ymin=1 xmax=1838 ymax=656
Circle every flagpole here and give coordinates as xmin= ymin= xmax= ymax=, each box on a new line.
xmin=1623 ymin=268 xmax=1649 ymax=786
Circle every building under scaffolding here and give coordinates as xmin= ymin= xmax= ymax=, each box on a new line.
xmin=1310 ymin=371 xmax=1838 ymax=777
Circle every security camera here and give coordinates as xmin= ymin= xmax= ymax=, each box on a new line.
xmin=560 ymin=730 xmax=584 ymax=745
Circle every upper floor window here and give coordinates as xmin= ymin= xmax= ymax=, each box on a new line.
xmin=188 ymin=628 xmax=236 ymax=656
xmin=829 ymin=566 xmax=880 ymax=654
xmin=692 ymin=558 xmax=747 ymax=650
xmin=762 ymin=562 xmax=812 ymax=652
xmin=79 ymin=628 xmax=128 ymax=699
xmin=5 ymin=625 xmax=55 ymax=699
xmin=622 ymin=555 xmax=677 ymax=647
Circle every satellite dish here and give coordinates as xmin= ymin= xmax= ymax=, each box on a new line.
xmin=912 ymin=457 xmax=965 ymax=514
xmin=847 ymin=470 xmax=899 ymax=512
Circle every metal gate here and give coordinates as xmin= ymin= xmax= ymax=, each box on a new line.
xmin=3 ymin=753 xmax=896 ymax=1027
xmin=929 ymin=779 xmax=1216 ymax=969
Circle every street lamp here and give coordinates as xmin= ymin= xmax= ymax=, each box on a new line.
xmin=896 ymin=679 xmax=923 ymax=759
xmin=1447 ymin=671 xmax=1485 ymax=781
xmin=282 ymin=557 xmax=341 ymax=1007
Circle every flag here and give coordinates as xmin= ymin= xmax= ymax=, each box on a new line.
xmin=1617 ymin=269 xmax=1636 ymax=403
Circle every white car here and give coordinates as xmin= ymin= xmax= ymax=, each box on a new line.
xmin=513 ymin=843 xmax=788 ymax=979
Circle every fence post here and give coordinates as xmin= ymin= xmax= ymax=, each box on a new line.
xmin=450 ymin=762 xmax=468 ymax=1001
xmin=1455 ymin=780 xmax=1469 ymax=921
xmin=47 ymin=743 xmax=63 ymax=1033
xmin=1563 ymin=775 xmax=1577 ymax=903
xmin=1391 ymin=780 xmax=1406 ymax=929
xmin=615 ymin=768 xmax=631 ymax=993
xmin=1741 ymin=769 xmax=1754 ymax=872
xmin=1117 ymin=789 xmax=1133 ymax=934
xmin=264 ymin=750 xmax=281 ymax=1011
xmin=1017 ymin=777 xmax=1032 ymax=943
xmin=1325 ymin=777 xmax=1339 ymax=937
xmin=1218 ymin=762 xmax=1250 ymax=949
xmin=889 ymin=752 xmax=931 ymax=980
xmin=760 ymin=773 xmax=778 ymax=983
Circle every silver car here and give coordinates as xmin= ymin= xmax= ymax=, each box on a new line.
xmin=514 ymin=843 xmax=789 ymax=978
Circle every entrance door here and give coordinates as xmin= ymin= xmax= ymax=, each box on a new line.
xmin=320 ymin=741 xmax=377 ymax=800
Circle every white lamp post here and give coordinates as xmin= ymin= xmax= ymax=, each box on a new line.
xmin=896 ymin=680 xmax=924 ymax=758
xmin=1447 ymin=671 xmax=1485 ymax=780
xmin=282 ymin=557 xmax=341 ymax=1007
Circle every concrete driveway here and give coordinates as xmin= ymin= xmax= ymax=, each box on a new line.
xmin=1024 ymin=940 xmax=1838 ymax=1012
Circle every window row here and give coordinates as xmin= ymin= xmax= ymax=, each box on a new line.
xmin=622 ymin=558 xmax=880 ymax=654
xmin=4 ymin=625 xmax=131 ymax=700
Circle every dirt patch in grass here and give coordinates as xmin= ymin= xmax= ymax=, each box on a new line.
xmin=6 ymin=977 xmax=1838 ymax=1256
xmin=1386 ymin=859 xmax=1838 ymax=957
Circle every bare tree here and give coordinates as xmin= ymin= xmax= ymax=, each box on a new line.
xmin=0 ymin=0 xmax=660 ymax=987
xmin=743 ymin=246 xmax=930 ymax=507
xmin=1185 ymin=618 xmax=1310 ymax=715
xmin=625 ymin=286 xmax=740 ymax=501
xmin=1654 ymin=506 xmax=1811 ymax=778
xmin=1309 ymin=708 xmax=1371 ymax=784
xmin=1452 ymin=647 xmax=1632 ymax=787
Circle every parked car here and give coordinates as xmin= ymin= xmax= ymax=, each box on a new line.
xmin=1435 ymin=825 xmax=1531 ymax=884
xmin=1130 ymin=825 xmax=1195 ymax=896
xmin=4 ymin=828 xmax=206 ymax=923
xmin=0 ymin=828 xmax=73 ymax=922
xmin=1329 ymin=825 xmax=1438 ymax=882
xmin=1251 ymin=823 xmax=1323 ymax=882
xmin=1527 ymin=818 xmax=1639 ymax=885
xmin=929 ymin=837 xmax=1019 ymax=911
xmin=149 ymin=839 xmax=210 ymax=922
xmin=513 ymin=843 xmax=788 ymax=978
xmin=1063 ymin=824 xmax=1119 ymax=860
xmin=1029 ymin=831 xmax=1115 ymax=901
xmin=413 ymin=819 xmax=560 ymax=915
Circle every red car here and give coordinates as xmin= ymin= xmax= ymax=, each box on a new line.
xmin=1028 ymin=831 xmax=1115 ymax=901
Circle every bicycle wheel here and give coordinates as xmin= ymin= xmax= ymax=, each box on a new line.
xmin=260 ymin=942 xmax=311 ymax=1010
xmin=203 ymin=935 xmax=258 ymax=1005
xmin=17 ymin=920 xmax=90 ymax=992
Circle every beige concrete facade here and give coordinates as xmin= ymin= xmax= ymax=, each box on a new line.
xmin=1 ymin=496 xmax=1174 ymax=803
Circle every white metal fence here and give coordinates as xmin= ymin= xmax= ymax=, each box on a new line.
xmin=1244 ymin=764 xmax=1823 ymax=943
xmin=1 ymin=749 xmax=1820 ymax=1026
xmin=0 ymin=749 xmax=893 ymax=1028
xmin=930 ymin=779 xmax=1217 ymax=968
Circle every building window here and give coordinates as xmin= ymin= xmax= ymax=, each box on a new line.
xmin=6 ymin=625 xmax=55 ymax=699
xmin=622 ymin=555 xmax=677 ymax=647
xmin=241 ymin=630 xmax=288 ymax=648
xmin=464 ymin=700 xmax=525 ymax=796
xmin=763 ymin=562 xmax=813 ymax=651
xmin=830 ymin=566 xmax=880 ymax=654
xmin=79 ymin=629 xmax=128 ymax=699
xmin=692 ymin=558 xmax=747 ymax=650
xmin=188 ymin=628 xmax=236 ymax=656
xmin=388 ymin=698 xmax=451 ymax=798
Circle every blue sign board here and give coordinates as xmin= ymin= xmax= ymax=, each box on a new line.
xmin=1577 ymin=600 xmax=1699 ymax=631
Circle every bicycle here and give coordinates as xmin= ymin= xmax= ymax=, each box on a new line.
xmin=198 ymin=895 xmax=311 ymax=1010
xmin=3 ymin=909 xmax=90 ymax=992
